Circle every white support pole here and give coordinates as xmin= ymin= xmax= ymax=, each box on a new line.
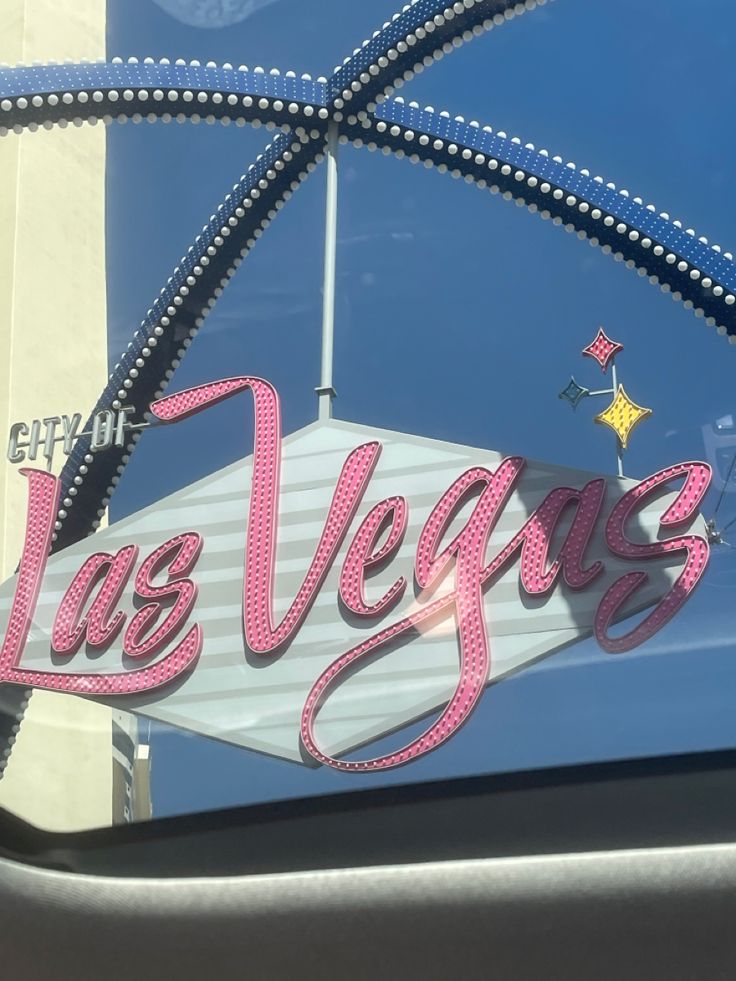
xmin=317 ymin=122 xmax=339 ymax=421
xmin=611 ymin=362 xmax=624 ymax=478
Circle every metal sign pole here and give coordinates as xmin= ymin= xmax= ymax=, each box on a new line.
xmin=317 ymin=122 xmax=339 ymax=421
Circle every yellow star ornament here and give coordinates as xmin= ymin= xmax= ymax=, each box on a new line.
xmin=594 ymin=385 xmax=652 ymax=449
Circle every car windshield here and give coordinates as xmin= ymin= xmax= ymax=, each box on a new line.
xmin=1 ymin=0 xmax=735 ymax=833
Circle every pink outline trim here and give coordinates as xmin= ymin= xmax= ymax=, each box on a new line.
xmin=339 ymin=496 xmax=408 ymax=618
xmin=595 ymin=462 xmax=712 ymax=653
xmin=123 ymin=533 xmax=203 ymax=659
xmin=301 ymin=458 xmax=525 ymax=771
xmin=52 ymin=546 xmax=139 ymax=655
xmin=153 ymin=378 xmax=381 ymax=655
xmin=301 ymin=472 xmax=613 ymax=771
xmin=0 ymin=470 xmax=202 ymax=694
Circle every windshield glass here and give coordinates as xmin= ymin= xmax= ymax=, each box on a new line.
xmin=1 ymin=0 xmax=735 ymax=831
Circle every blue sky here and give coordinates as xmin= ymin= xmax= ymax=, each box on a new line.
xmin=106 ymin=0 xmax=736 ymax=816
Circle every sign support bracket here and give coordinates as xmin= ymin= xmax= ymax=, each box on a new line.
xmin=317 ymin=121 xmax=339 ymax=421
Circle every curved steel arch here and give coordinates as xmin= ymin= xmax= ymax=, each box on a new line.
xmin=0 ymin=0 xmax=734 ymax=769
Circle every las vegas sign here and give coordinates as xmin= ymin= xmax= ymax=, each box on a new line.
xmin=0 ymin=0 xmax=731 ymax=774
xmin=0 ymin=375 xmax=711 ymax=772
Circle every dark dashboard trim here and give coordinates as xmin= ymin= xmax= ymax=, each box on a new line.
xmin=3 ymin=747 xmax=736 ymax=878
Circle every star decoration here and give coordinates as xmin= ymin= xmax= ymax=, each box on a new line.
xmin=582 ymin=328 xmax=624 ymax=373
xmin=595 ymin=385 xmax=652 ymax=449
xmin=558 ymin=377 xmax=590 ymax=409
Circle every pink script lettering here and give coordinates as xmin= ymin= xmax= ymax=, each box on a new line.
xmin=0 ymin=377 xmax=713 ymax=769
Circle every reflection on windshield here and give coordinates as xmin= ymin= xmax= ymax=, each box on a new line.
xmin=0 ymin=0 xmax=735 ymax=832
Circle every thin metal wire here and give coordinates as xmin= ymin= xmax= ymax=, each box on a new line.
xmin=719 ymin=511 xmax=736 ymax=535
xmin=713 ymin=448 xmax=736 ymax=522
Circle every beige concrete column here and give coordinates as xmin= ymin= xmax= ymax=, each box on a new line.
xmin=0 ymin=0 xmax=118 ymax=831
